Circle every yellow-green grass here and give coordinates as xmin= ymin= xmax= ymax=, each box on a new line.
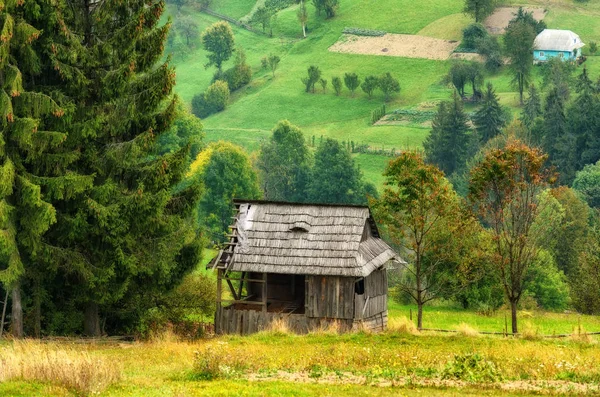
xmin=389 ymin=301 xmax=600 ymax=335
xmin=417 ymin=13 xmax=472 ymax=40
xmin=208 ymin=0 xmax=257 ymax=20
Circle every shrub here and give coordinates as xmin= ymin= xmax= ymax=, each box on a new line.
xmin=525 ymin=250 xmax=570 ymax=311
xmin=332 ymin=76 xmax=343 ymax=95
xmin=462 ymin=23 xmax=488 ymax=50
xmin=0 ymin=341 xmax=121 ymax=394
xmin=589 ymin=41 xmax=598 ymax=55
xmin=475 ymin=36 xmax=503 ymax=73
xmin=442 ymin=353 xmax=502 ymax=382
xmin=192 ymin=80 xmax=230 ymax=118
xmin=361 ymin=75 xmax=379 ymax=98
xmin=344 ymin=72 xmax=360 ymax=96
xmin=301 ymin=65 xmax=321 ymax=93
xmin=371 ymin=104 xmax=386 ymax=124
xmin=215 ymin=50 xmax=252 ymax=91
xmin=342 ymin=27 xmax=386 ymax=37
xmin=378 ymin=72 xmax=400 ymax=101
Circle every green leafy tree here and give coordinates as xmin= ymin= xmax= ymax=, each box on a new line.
xmin=252 ymin=6 xmax=273 ymax=35
xmin=504 ymin=21 xmax=535 ymax=105
xmin=573 ymin=161 xmax=600 ymax=208
xmin=476 ymin=35 xmax=503 ymax=72
xmin=424 ymin=91 xmax=472 ymax=177
xmin=188 ymin=142 xmax=261 ymax=242
xmin=301 ymin=65 xmax=321 ymax=93
xmin=448 ymin=62 xmax=468 ymax=97
xmin=201 ymin=21 xmax=235 ymax=71
xmin=378 ymin=73 xmax=400 ymax=101
xmin=313 ymin=0 xmax=339 ymax=18
xmin=332 ymin=76 xmax=343 ymax=95
xmin=257 ymin=121 xmax=312 ymax=202
xmin=361 ymin=75 xmax=379 ymax=98
xmin=42 ymin=0 xmax=202 ymax=336
xmin=465 ymin=62 xmax=484 ymax=100
xmin=508 ymin=7 xmax=546 ymax=35
xmin=525 ymin=250 xmax=570 ymax=311
xmin=268 ymin=54 xmax=281 ymax=77
xmin=308 ymin=139 xmax=366 ymax=204
xmin=374 ymin=152 xmax=478 ymax=328
xmin=175 ymin=16 xmax=199 ymax=47
xmin=473 ymin=83 xmax=507 ymax=144
xmin=462 ymin=23 xmax=488 ymax=49
xmin=158 ymin=106 xmax=205 ymax=162
xmin=192 ymin=80 xmax=230 ymax=118
xmin=571 ymin=229 xmax=600 ymax=314
xmin=344 ymin=72 xmax=360 ymax=97
xmin=469 ymin=139 xmax=553 ymax=333
xmin=464 ymin=0 xmax=496 ymax=23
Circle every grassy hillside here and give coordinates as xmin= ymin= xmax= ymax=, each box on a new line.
xmin=166 ymin=0 xmax=600 ymax=186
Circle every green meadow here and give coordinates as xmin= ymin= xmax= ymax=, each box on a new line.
xmin=165 ymin=0 xmax=600 ymax=185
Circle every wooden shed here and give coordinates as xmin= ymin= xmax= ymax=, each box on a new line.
xmin=210 ymin=200 xmax=403 ymax=335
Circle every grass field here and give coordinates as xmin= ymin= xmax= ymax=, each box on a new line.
xmin=3 ymin=303 xmax=600 ymax=396
xmin=166 ymin=0 xmax=600 ymax=187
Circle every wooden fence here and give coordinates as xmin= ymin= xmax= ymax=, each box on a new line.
xmin=201 ymin=8 xmax=268 ymax=36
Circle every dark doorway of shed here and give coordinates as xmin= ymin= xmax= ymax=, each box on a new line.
xmin=241 ymin=273 xmax=305 ymax=314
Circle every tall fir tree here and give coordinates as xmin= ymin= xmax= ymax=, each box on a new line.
xmin=543 ymin=85 xmax=573 ymax=184
xmin=568 ymin=68 xmax=600 ymax=170
xmin=520 ymin=84 xmax=542 ymax=130
xmin=424 ymin=91 xmax=472 ymax=176
xmin=473 ymin=83 xmax=506 ymax=144
xmin=39 ymin=0 xmax=202 ymax=335
xmin=0 ymin=1 xmax=91 ymax=337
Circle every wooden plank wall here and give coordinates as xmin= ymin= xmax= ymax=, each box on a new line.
xmin=306 ymin=276 xmax=355 ymax=319
xmin=354 ymin=268 xmax=388 ymax=321
xmin=215 ymin=306 xmax=354 ymax=335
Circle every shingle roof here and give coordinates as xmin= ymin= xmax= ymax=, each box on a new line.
xmin=219 ymin=200 xmax=402 ymax=277
xmin=534 ymin=29 xmax=584 ymax=52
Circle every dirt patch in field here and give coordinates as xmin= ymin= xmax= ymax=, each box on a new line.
xmin=485 ymin=7 xmax=547 ymax=35
xmin=329 ymin=34 xmax=461 ymax=61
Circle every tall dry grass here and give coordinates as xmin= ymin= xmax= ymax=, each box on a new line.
xmin=0 ymin=340 xmax=121 ymax=394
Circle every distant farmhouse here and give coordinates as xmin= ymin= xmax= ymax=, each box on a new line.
xmin=534 ymin=29 xmax=584 ymax=63
xmin=210 ymin=200 xmax=403 ymax=335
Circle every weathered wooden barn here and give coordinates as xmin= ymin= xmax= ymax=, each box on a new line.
xmin=210 ymin=200 xmax=403 ymax=335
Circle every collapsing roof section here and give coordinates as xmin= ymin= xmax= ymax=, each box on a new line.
xmin=214 ymin=200 xmax=403 ymax=278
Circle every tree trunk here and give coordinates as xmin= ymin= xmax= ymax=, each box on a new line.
xmin=510 ymin=299 xmax=518 ymax=334
xmin=11 ymin=284 xmax=23 ymax=338
xmin=302 ymin=23 xmax=306 ymax=38
xmin=84 ymin=302 xmax=101 ymax=337
xmin=417 ymin=302 xmax=423 ymax=329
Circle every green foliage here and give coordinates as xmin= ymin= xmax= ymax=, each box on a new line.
xmin=589 ymin=42 xmax=598 ymax=54
xmin=312 ymin=0 xmax=339 ymax=18
xmin=252 ymin=6 xmax=274 ymax=34
xmin=504 ymin=20 xmax=535 ymax=104
xmin=424 ymin=91 xmax=472 ymax=177
xmin=378 ymin=73 xmax=400 ymax=101
xmin=525 ymin=250 xmax=570 ymax=311
xmin=189 ymin=142 xmax=261 ymax=242
xmin=508 ymin=7 xmax=546 ymax=35
xmin=361 ymin=75 xmax=379 ymax=98
xmin=217 ymin=49 xmax=252 ymax=92
xmin=192 ymin=80 xmax=230 ymax=118
xmin=448 ymin=62 xmax=469 ymax=97
xmin=342 ymin=27 xmax=386 ymax=37
xmin=442 ymin=353 xmax=502 ymax=382
xmin=462 ymin=23 xmax=487 ymax=50
xmin=463 ymin=0 xmax=496 ymax=23
xmin=331 ymin=76 xmax=343 ymax=96
xmin=475 ymin=35 xmax=502 ymax=73
xmin=157 ymin=106 xmax=205 ymax=162
xmin=201 ymin=21 xmax=236 ymax=71
xmin=573 ymin=161 xmax=600 ymax=208
xmin=301 ymin=65 xmax=322 ymax=93
xmin=571 ymin=229 xmax=600 ymax=314
xmin=343 ymin=72 xmax=360 ymax=96
xmin=371 ymin=104 xmax=386 ymax=124
xmin=473 ymin=83 xmax=507 ymax=144
xmin=257 ymin=120 xmax=312 ymax=202
xmin=174 ymin=16 xmax=199 ymax=47
xmin=308 ymin=138 xmax=368 ymax=204
xmin=520 ymin=84 xmax=542 ymax=130
xmin=268 ymin=54 xmax=281 ymax=77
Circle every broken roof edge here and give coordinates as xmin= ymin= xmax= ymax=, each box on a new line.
xmin=233 ymin=198 xmax=370 ymax=209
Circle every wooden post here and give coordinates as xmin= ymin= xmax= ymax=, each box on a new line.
xmin=237 ymin=272 xmax=245 ymax=300
xmin=504 ymin=313 xmax=508 ymax=337
xmin=217 ymin=269 xmax=222 ymax=310
xmin=0 ymin=289 xmax=8 ymax=338
xmin=409 ymin=309 xmax=412 ymax=321
xmin=262 ymin=272 xmax=267 ymax=313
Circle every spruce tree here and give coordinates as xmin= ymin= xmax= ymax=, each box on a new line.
xmin=0 ymin=2 xmax=91 ymax=337
xmin=520 ymin=84 xmax=542 ymax=129
xmin=543 ymin=86 xmax=573 ymax=184
xmin=41 ymin=0 xmax=202 ymax=335
xmin=424 ymin=91 xmax=472 ymax=176
xmin=474 ymin=83 xmax=506 ymax=144
xmin=569 ymin=68 xmax=600 ymax=170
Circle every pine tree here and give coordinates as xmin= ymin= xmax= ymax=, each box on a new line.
xmin=569 ymin=68 xmax=600 ymax=170
xmin=424 ymin=91 xmax=472 ymax=176
xmin=520 ymin=84 xmax=542 ymax=129
xmin=0 ymin=2 xmax=90 ymax=337
xmin=474 ymin=83 xmax=506 ymax=144
xmin=543 ymin=86 xmax=573 ymax=184
xmin=40 ymin=0 xmax=202 ymax=335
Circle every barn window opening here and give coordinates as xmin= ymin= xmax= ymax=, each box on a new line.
xmin=355 ymin=278 xmax=365 ymax=295
xmin=242 ymin=273 xmax=305 ymax=314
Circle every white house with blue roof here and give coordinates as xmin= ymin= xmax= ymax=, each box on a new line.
xmin=533 ymin=29 xmax=584 ymax=63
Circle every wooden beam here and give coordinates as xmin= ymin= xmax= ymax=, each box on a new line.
xmin=262 ymin=272 xmax=268 ymax=313
xmin=221 ymin=300 xmax=264 ymax=305
xmin=216 ymin=269 xmax=223 ymax=310
xmin=226 ymin=278 xmax=239 ymax=301
xmin=237 ymin=272 xmax=245 ymax=302
xmin=223 ymin=276 xmax=265 ymax=283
